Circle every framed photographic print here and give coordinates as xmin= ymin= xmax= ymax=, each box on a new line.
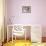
xmin=22 ymin=6 xmax=31 ymax=13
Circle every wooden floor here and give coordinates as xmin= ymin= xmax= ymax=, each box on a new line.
xmin=3 ymin=40 xmax=46 ymax=46
xmin=3 ymin=40 xmax=31 ymax=46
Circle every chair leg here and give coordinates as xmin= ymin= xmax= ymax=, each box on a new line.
xmin=15 ymin=36 xmax=16 ymax=43
xmin=25 ymin=30 xmax=26 ymax=43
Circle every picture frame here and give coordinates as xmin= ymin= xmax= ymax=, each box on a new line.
xmin=22 ymin=6 xmax=31 ymax=13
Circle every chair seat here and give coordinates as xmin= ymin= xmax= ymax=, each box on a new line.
xmin=13 ymin=31 xmax=24 ymax=36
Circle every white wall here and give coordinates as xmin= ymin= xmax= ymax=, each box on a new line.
xmin=7 ymin=0 xmax=46 ymax=37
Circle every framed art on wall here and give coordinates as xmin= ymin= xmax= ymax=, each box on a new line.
xmin=22 ymin=6 xmax=31 ymax=13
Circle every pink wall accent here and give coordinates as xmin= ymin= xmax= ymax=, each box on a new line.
xmin=7 ymin=0 xmax=46 ymax=37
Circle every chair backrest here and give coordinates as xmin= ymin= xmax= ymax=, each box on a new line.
xmin=12 ymin=25 xmax=25 ymax=36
